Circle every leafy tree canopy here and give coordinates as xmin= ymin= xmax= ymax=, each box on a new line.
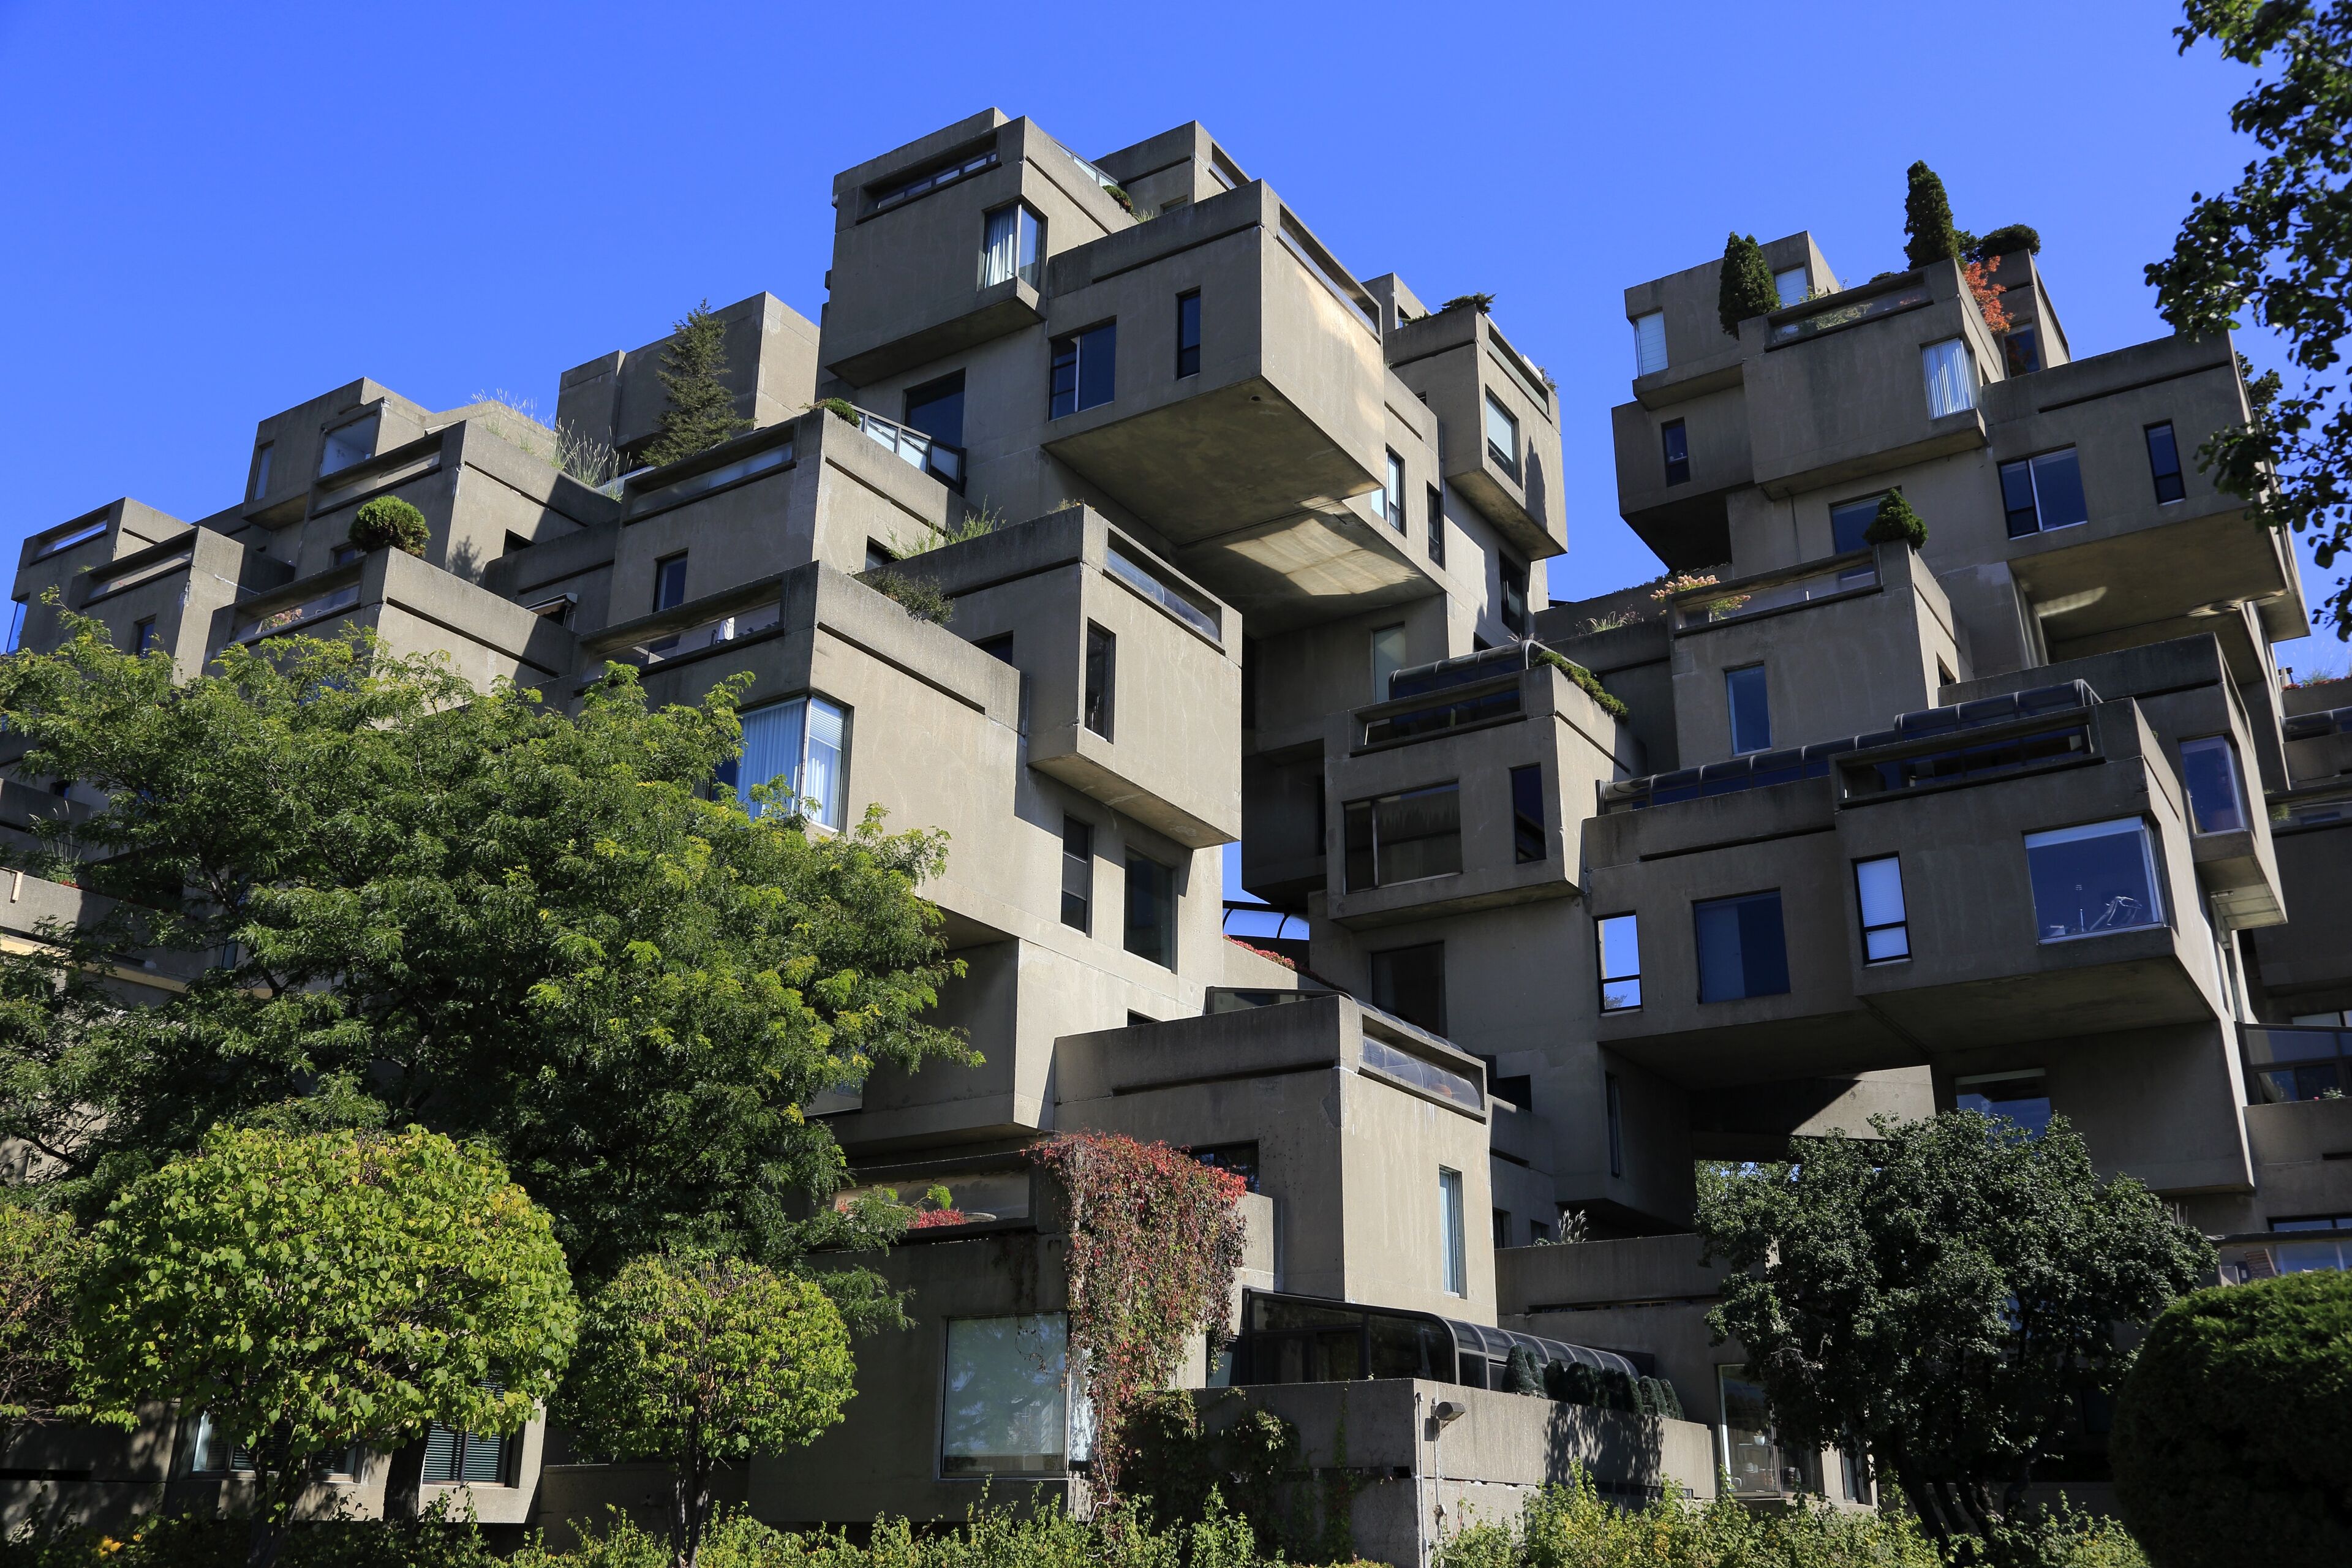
xmin=0 ymin=1202 xmax=84 ymax=1424
xmin=641 ymin=301 xmax=753 ymax=469
xmin=74 ymin=1127 xmax=576 ymax=1568
xmin=2152 ymin=1 xmax=2352 ymax=638
xmin=0 ymin=618 xmax=969 ymax=1290
xmin=1718 ymin=232 xmax=1780 ymax=335
xmin=1697 ymin=1112 xmax=2212 ymax=1556
xmin=554 ymin=1254 xmax=853 ymax=1568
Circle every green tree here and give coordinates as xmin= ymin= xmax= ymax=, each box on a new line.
xmin=1866 ymin=488 xmax=1930 ymax=548
xmin=1904 ymin=160 xmax=1964 ymax=269
xmin=349 ymin=496 xmax=431 ymax=557
xmin=1718 ymin=232 xmax=1780 ymax=334
xmin=0 ymin=1202 xmax=83 ymax=1424
xmin=2150 ymin=2 xmax=2352 ymax=638
xmin=639 ymin=301 xmax=753 ymax=469
xmin=1697 ymin=1113 xmax=2212 ymax=1558
xmin=0 ymin=617 xmax=969 ymax=1293
xmin=2111 ymin=1270 xmax=2352 ymax=1567
xmin=74 ymin=1127 xmax=577 ymax=1568
xmin=554 ymin=1254 xmax=853 ymax=1568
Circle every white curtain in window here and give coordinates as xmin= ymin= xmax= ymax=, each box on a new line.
xmin=1439 ymin=1167 xmax=1467 ymax=1295
xmin=1921 ymin=337 xmax=1977 ymax=418
xmin=1774 ymin=268 xmax=1808 ymax=307
xmin=980 ymin=208 xmax=1019 ymax=288
xmin=737 ymin=698 xmax=805 ymax=819
xmin=1634 ymin=312 xmax=1667 ymax=376
xmin=803 ymin=697 xmax=846 ymax=827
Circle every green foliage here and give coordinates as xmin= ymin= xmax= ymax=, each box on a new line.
xmin=812 ymin=398 xmax=858 ymax=424
xmin=0 ymin=1500 xmax=505 ymax=1568
xmin=2111 ymin=1270 xmax=2352 ymax=1567
xmin=349 ymin=497 xmax=430 ymax=558
xmin=1697 ymin=1112 xmax=2213 ymax=1556
xmin=1866 ymin=489 xmax=1930 ymax=548
xmin=0 ymin=618 xmax=969 ymax=1289
xmin=1904 ymin=160 xmax=1963 ymax=269
xmin=0 ymin=1204 xmax=83 ymax=1423
xmin=1123 ymin=1391 xmax=1310 ymax=1557
xmin=74 ymin=1127 xmax=575 ymax=1568
xmin=1718 ymin=232 xmax=1779 ymax=335
xmin=556 ymin=1256 xmax=854 ymax=1568
xmin=1975 ymin=224 xmax=2042 ymax=259
xmin=2153 ymin=3 xmax=2352 ymax=638
xmin=1439 ymin=293 xmax=1496 ymax=314
xmin=641 ymin=302 xmax=753 ymax=469
xmin=855 ymin=568 xmax=952 ymax=625
xmin=1534 ymin=649 xmax=1632 ymax=722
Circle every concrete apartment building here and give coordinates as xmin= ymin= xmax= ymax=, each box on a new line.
xmin=4 ymin=108 xmax=2349 ymax=1561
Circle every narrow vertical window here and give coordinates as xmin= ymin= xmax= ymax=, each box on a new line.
xmin=1060 ymin=817 xmax=1093 ymax=932
xmin=979 ymin=204 xmax=1042 ymax=288
xmin=1921 ymin=337 xmax=1977 ymax=417
xmin=1510 ymin=764 xmax=1545 ymax=864
xmin=654 ymin=553 xmax=689 ymax=612
xmin=133 ymin=617 xmax=157 ymax=655
xmin=1596 ymin=914 xmax=1641 ymax=1011
xmin=1605 ymin=1073 xmax=1624 ymax=1177
xmin=1662 ymin=420 xmax=1690 ymax=486
xmin=1175 ymin=290 xmax=1202 ymax=378
xmin=1084 ymin=624 xmax=1115 ymax=739
xmin=1370 ymin=624 xmax=1407 ymax=700
xmin=2145 ymin=421 xmax=2185 ymax=504
xmin=1632 ymin=312 xmax=1667 ymax=377
xmin=2179 ymin=736 xmax=2247 ymax=834
xmin=1425 ymin=484 xmax=1446 ymax=567
xmin=1383 ymin=450 xmax=1406 ymax=529
xmin=1438 ymin=1168 xmax=1467 ymax=1295
xmin=247 ymin=442 xmax=274 ymax=502
xmin=1124 ymin=852 xmax=1175 ymax=968
xmin=1050 ymin=323 xmax=1117 ymax=417
xmin=1499 ymin=557 xmax=1529 ymax=636
xmin=2003 ymin=325 xmax=2042 ymax=375
xmin=1484 ymin=394 xmax=1520 ymax=479
xmin=1725 ymin=664 xmax=1771 ymax=755
xmin=1854 ymin=856 xmax=1910 ymax=962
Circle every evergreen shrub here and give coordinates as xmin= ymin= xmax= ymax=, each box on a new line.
xmin=1717 ymin=232 xmax=1779 ymax=334
xmin=1864 ymin=489 xmax=1929 ymax=548
xmin=1903 ymin=161 xmax=1962 ymax=269
xmin=349 ymin=496 xmax=429 ymax=557
xmin=1977 ymin=223 xmax=2042 ymax=258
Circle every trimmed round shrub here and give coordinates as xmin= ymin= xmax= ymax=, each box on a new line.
xmin=2111 ymin=1270 xmax=2352 ymax=1567
xmin=349 ymin=496 xmax=430 ymax=557
xmin=1977 ymin=223 xmax=2042 ymax=259
xmin=1865 ymin=489 xmax=1928 ymax=548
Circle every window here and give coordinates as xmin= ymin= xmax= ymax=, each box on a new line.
xmin=1190 ymin=1142 xmax=1260 ymax=1191
xmin=1381 ymin=450 xmax=1406 ymax=529
xmin=2024 ymin=818 xmax=2163 ymax=941
xmin=1632 ymin=311 xmax=1667 ymax=377
xmin=1510 ymin=764 xmax=1546 ymax=864
xmin=2145 ymin=421 xmax=2186 ymax=503
xmin=1125 ymin=852 xmax=1175 ymax=968
xmin=1774 ymin=266 xmax=1809 ymax=307
xmin=1439 ymin=1168 xmax=1468 ymax=1296
xmin=133 ymin=617 xmax=157 ymax=655
xmin=2180 ymin=736 xmax=2247 ymax=834
xmin=1725 ymin=664 xmax=1771 ymax=755
xmin=1854 ymin=856 xmax=1910 ymax=962
xmin=1717 ymin=1367 xmax=1785 ymax=1498
xmin=1343 ymin=783 xmax=1462 ymax=891
xmin=653 ymin=553 xmax=689 ymax=612
xmin=1425 ymin=484 xmax=1446 ymax=567
xmin=1921 ymin=337 xmax=1977 ymax=418
xmin=318 ymin=413 xmax=379 ymax=477
xmin=865 ymin=540 xmax=898 ymax=573
xmin=1370 ymin=624 xmax=1407 ymax=700
xmin=1084 ymin=624 xmax=1114 ymax=739
xmin=247 ymin=443 xmax=274 ymax=502
xmin=187 ymin=1412 xmax=254 ymax=1474
xmin=1493 ymin=1209 xmax=1511 ymax=1250
xmin=1370 ymin=942 xmax=1446 ymax=1035
xmin=941 ymin=1314 xmax=1085 ymax=1476
xmin=1175 ymin=290 xmax=1202 ymax=378
xmin=1529 ymin=1219 xmax=1552 ymax=1243
xmin=1955 ymin=1069 xmax=2051 ymax=1137
xmin=422 ymin=1423 xmax=508 ymax=1485
xmin=1484 ymin=393 xmax=1520 ymax=478
xmin=1606 ymin=1073 xmax=1624 ymax=1177
xmin=1049 ymin=323 xmax=1117 ymax=418
xmin=2003 ymin=325 xmax=2043 ymax=377
xmin=2269 ymin=1215 xmax=2352 ymax=1275
xmin=719 ymin=696 xmax=849 ymax=828
xmin=1694 ymin=891 xmax=1790 ymax=1003
xmin=1597 ymin=914 xmax=1641 ymax=1011
xmin=903 ymin=371 xmax=967 ymax=450
xmin=979 ymin=204 xmax=1042 ymax=288
xmin=1661 ymin=420 xmax=1690 ymax=486
xmin=1830 ymin=495 xmax=1882 ymax=556
xmin=1499 ymin=557 xmax=1529 ymax=636
xmin=1060 ymin=817 xmax=1093 ymax=932
xmin=2000 ymin=448 xmax=2089 ymax=537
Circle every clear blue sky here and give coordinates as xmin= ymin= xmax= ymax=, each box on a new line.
xmin=0 ymin=0 xmax=2337 ymax=922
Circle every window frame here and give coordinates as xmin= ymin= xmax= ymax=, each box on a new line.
xmin=1060 ymin=816 xmax=1093 ymax=933
xmin=1438 ymin=1167 xmax=1468 ymax=1297
xmin=1083 ymin=623 xmax=1115 ymax=739
xmin=938 ymin=1312 xmax=1084 ymax=1479
xmin=247 ymin=442 xmax=274 ymax=502
xmin=1661 ymin=419 xmax=1690 ymax=486
xmin=1381 ymin=449 xmax=1406 ymax=530
xmin=1498 ymin=557 xmax=1529 ymax=636
xmin=133 ymin=617 xmax=158 ymax=655
xmin=1425 ymin=483 xmax=1446 ymax=567
xmin=1853 ymin=854 xmax=1910 ymax=964
xmin=1632 ymin=311 xmax=1667 ymax=377
xmin=1510 ymin=764 xmax=1546 ymax=864
xmin=2144 ymin=420 xmax=2186 ymax=505
xmin=2178 ymin=735 xmax=2248 ymax=835
xmin=978 ymin=202 xmax=1042 ymax=290
xmin=1692 ymin=889 xmax=1792 ymax=1004
xmin=1921 ymin=336 xmax=1978 ymax=418
xmin=1953 ymin=1069 xmax=2052 ymax=1137
xmin=719 ymin=693 xmax=853 ymax=830
xmin=1605 ymin=1072 xmax=1624 ymax=1177
xmin=1369 ymin=941 xmax=1447 ymax=1035
xmin=1343 ymin=781 xmax=1464 ymax=892
xmin=1049 ymin=322 xmax=1117 ymax=418
xmin=652 ymin=552 xmax=689 ymax=613
xmin=1123 ymin=850 xmax=1176 ymax=969
xmin=1999 ymin=447 xmax=2089 ymax=538
xmin=1596 ymin=913 xmax=1641 ymax=1012
xmin=1370 ymin=623 xmax=1407 ymax=702
xmin=2022 ymin=817 xmax=2166 ymax=943
xmin=1725 ymin=663 xmax=1771 ymax=755
xmin=1175 ymin=290 xmax=1202 ymax=379
xmin=1483 ymin=392 xmax=1521 ymax=480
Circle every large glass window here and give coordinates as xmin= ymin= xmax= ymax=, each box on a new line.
xmin=941 ymin=1314 xmax=1084 ymax=1476
xmin=1125 ymin=852 xmax=1175 ymax=968
xmin=2180 ymin=736 xmax=2247 ymax=834
xmin=1370 ymin=943 xmax=1446 ymax=1035
xmin=1484 ymin=393 xmax=1520 ymax=479
xmin=2145 ymin=421 xmax=2185 ymax=503
xmin=1510 ymin=764 xmax=1546 ymax=864
xmin=1049 ymin=323 xmax=1117 ymax=418
xmin=1060 ymin=816 xmax=1093 ymax=933
xmin=1343 ymin=783 xmax=1462 ymax=891
xmin=1717 ymin=1366 xmax=1786 ymax=1498
xmin=903 ymin=371 xmax=966 ymax=451
xmin=1694 ymin=891 xmax=1790 ymax=1003
xmin=318 ymin=413 xmax=380 ymax=477
xmin=2269 ymin=1216 xmax=2352 ymax=1275
xmin=1370 ymin=624 xmax=1407 ymax=701
xmin=1830 ymin=495 xmax=1883 ymax=556
xmin=1632 ymin=311 xmax=1667 ymax=377
xmin=1954 ymin=1069 xmax=2051 ymax=1136
xmin=2000 ymin=448 xmax=2089 ymax=538
xmin=978 ymin=204 xmax=1041 ymax=288
xmin=1662 ymin=420 xmax=1689 ymax=486
xmin=1854 ymin=856 xmax=1910 ymax=962
xmin=1725 ymin=664 xmax=1771 ymax=755
xmin=1597 ymin=914 xmax=1641 ymax=1011
xmin=1084 ymin=624 xmax=1115 ymax=739
xmin=720 ymin=696 xmax=849 ymax=829
xmin=1439 ymin=1169 xmax=1468 ymax=1296
xmin=2024 ymin=819 xmax=2163 ymax=941
xmin=1175 ymin=290 xmax=1202 ymax=378
xmin=1921 ymin=337 xmax=1977 ymax=418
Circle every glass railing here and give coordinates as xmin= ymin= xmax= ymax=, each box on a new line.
xmin=1670 ymin=556 xmax=1874 ymax=630
xmin=620 ymin=603 xmax=783 ymax=667
xmin=233 ymin=584 xmax=361 ymax=643
xmin=850 ymin=411 xmax=962 ymax=490
xmin=630 ymin=440 xmax=794 ymax=511
xmin=1768 ymin=279 xmax=1932 ymax=345
xmin=2242 ymin=1025 xmax=2351 ymax=1103
xmin=1106 ymin=545 xmax=1218 ymax=640
xmin=1360 ymin=1035 xmax=1480 ymax=1110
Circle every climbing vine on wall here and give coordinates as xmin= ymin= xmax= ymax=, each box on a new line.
xmin=1028 ymin=1131 xmax=1250 ymax=1504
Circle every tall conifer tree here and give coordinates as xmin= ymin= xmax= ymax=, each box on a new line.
xmin=642 ymin=300 xmax=753 ymax=468
xmin=1717 ymin=232 xmax=1779 ymax=335
xmin=1904 ymin=161 xmax=1962 ymax=269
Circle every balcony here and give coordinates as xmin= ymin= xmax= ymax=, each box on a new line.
xmin=1386 ymin=305 xmax=1566 ymax=560
xmin=227 ymin=551 xmax=575 ymax=690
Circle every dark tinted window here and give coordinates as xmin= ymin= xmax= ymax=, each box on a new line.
xmin=1060 ymin=816 xmax=1092 ymax=932
xmin=1831 ymin=496 xmax=1881 ymax=555
xmin=1050 ymin=323 xmax=1117 ymax=418
xmin=1084 ymin=624 xmax=1114 ymax=738
xmin=903 ymin=371 xmax=966 ymax=449
xmin=654 ymin=554 xmax=688 ymax=611
xmin=1124 ymin=852 xmax=1175 ymax=967
xmin=1370 ymin=943 xmax=1446 ymax=1034
xmin=1499 ymin=557 xmax=1528 ymax=636
xmin=2002 ymin=325 xmax=2042 ymax=376
xmin=1725 ymin=664 xmax=1771 ymax=754
xmin=1176 ymin=292 xmax=1201 ymax=378
xmin=1694 ymin=891 xmax=1790 ymax=1003
xmin=1662 ymin=420 xmax=1689 ymax=486
xmin=2146 ymin=422 xmax=2185 ymax=503
xmin=1426 ymin=484 xmax=1446 ymax=566
xmin=1510 ymin=765 xmax=1545 ymax=863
